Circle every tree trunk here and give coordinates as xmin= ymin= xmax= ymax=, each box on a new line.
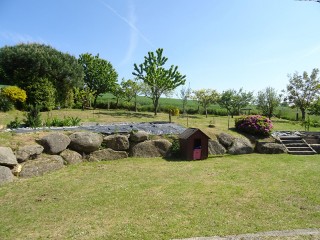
xmin=134 ymin=94 xmax=137 ymax=112
xmin=205 ymin=107 xmax=208 ymax=118
xmin=153 ymin=98 xmax=159 ymax=116
xmin=93 ymin=95 xmax=98 ymax=109
xmin=301 ymin=108 xmax=306 ymax=121
xmin=115 ymin=98 xmax=119 ymax=108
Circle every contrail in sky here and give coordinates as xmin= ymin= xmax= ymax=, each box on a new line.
xmin=98 ymin=0 xmax=154 ymax=48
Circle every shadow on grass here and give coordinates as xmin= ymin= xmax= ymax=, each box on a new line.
xmin=164 ymin=154 xmax=225 ymax=162
xmin=94 ymin=111 xmax=155 ymax=119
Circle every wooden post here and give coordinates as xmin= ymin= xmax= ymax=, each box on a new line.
xmin=187 ymin=114 xmax=189 ymax=127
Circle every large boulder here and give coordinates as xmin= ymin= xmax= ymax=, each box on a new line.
xmin=129 ymin=131 xmax=149 ymax=143
xmin=130 ymin=140 xmax=171 ymax=158
xmin=153 ymin=139 xmax=172 ymax=156
xmin=217 ymin=133 xmax=235 ymax=149
xmin=256 ymin=142 xmax=287 ymax=154
xmin=208 ymin=140 xmax=226 ymax=155
xmin=228 ymin=137 xmax=253 ymax=155
xmin=103 ymin=134 xmax=129 ymax=151
xmin=38 ymin=133 xmax=70 ymax=154
xmin=88 ymin=148 xmax=128 ymax=162
xmin=16 ymin=144 xmax=44 ymax=162
xmin=69 ymin=132 xmax=103 ymax=154
xmin=60 ymin=149 xmax=83 ymax=165
xmin=0 ymin=166 xmax=14 ymax=185
xmin=0 ymin=147 xmax=18 ymax=167
xmin=19 ymin=155 xmax=64 ymax=178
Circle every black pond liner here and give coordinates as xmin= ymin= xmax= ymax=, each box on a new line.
xmin=6 ymin=122 xmax=187 ymax=136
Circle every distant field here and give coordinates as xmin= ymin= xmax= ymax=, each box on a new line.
xmin=97 ymin=93 xmax=320 ymax=123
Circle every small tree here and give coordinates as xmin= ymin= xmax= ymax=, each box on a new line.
xmin=218 ymin=88 xmax=253 ymax=117
xmin=112 ymin=83 xmax=125 ymax=109
xmin=26 ymin=78 xmax=56 ymax=111
xmin=286 ymin=68 xmax=320 ymax=120
xmin=24 ymin=105 xmax=42 ymax=128
xmin=78 ymin=53 xmax=118 ymax=107
xmin=193 ymin=89 xmax=219 ymax=118
xmin=177 ymin=84 xmax=192 ymax=114
xmin=121 ymin=78 xmax=142 ymax=112
xmin=74 ymin=87 xmax=96 ymax=110
xmin=256 ymin=87 xmax=281 ymax=119
xmin=133 ymin=48 xmax=186 ymax=115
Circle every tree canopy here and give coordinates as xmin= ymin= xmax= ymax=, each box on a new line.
xmin=286 ymin=68 xmax=320 ymax=120
xmin=133 ymin=48 xmax=186 ymax=115
xmin=218 ymin=88 xmax=253 ymax=117
xmin=120 ymin=78 xmax=142 ymax=112
xmin=78 ymin=53 xmax=118 ymax=107
xmin=0 ymin=43 xmax=84 ymax=108
xmin=256 ymin=87 xmax=281 ymax=119
xmin=193 ymin=89 xmax=219 ymax=118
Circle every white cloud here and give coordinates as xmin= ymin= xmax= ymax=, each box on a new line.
xmin=119 ymin=0 xmax=139 ymax=66
xmin=98 ymin=0 xmax=154 ymax=48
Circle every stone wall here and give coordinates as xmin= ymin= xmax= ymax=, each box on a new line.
xmin=0 ymin=131 xmax=172 ymax=185
xmin=0 ymin=131 xmax=290 ymax=185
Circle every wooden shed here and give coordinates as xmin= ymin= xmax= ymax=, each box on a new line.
xmin=179 ymin=128 xmax=210 ymax=160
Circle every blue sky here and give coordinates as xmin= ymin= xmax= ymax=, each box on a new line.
xmin=1 ymin=0 xmax=320 ymax=94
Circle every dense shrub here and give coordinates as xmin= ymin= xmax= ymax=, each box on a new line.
xmin=1 ymin=86 xmax=27 ymax=103
xmin=0 ymin=94 xmax=14 ymax=112
xmin=24 ymin=105 xmax=42 ymax=128
xmin=26 ymin=78 xmax=56 ymax=111
xmin=163 ymin=106 xmax=180 ymax=116
xmin=7 ymin=117 xmax=22 ymax=128
xmin=235 ymin=115 xmax=273 ymax=136
xmin=169 ymin=139 xmax=181 ymax=159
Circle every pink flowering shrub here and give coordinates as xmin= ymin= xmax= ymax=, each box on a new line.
xmin=235 ymin=115 xmax=273 ymax=136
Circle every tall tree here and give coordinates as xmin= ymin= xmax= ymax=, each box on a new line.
xmin=0 ymin=43 xmax=84 ymax=108
xmin=78 ymin=53 xmax=118 ymax=107
xmin=193 ymin=89 xmax=219 ymax=118
xmin=218 ymin=88 xmax=254 ymax=117
xmin=133 ymin=48 xmax=186 ymax=115
xmin=256 ymin=87 xmax=281 ymax=119
xmin=286 ymin=68 xmax=320 ymax=120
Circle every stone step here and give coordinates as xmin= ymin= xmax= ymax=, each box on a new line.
xmin=304 ymin=137 xmax=320 ymax=144
xmin=287 ymin=147 xmax=313 ymax=151
xmin=279 ymin=136 xmax=302 ymax=140
xmin=281 ymin=140 xmax=304 ymax=144
xmin=288 ymin=150 xmax=316 ymax=155
xmin=285 ymin=142 xmax=308 ymax=146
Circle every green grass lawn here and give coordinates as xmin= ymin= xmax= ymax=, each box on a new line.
xmin=0 ymin=154 xmax=319 ymax=239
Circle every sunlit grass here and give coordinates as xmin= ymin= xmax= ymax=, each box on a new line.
xmin=0 ymin=154 xmax=319 ymax=239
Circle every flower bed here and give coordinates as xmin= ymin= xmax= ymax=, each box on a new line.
xmin=235 ymin=115 xmax=273 ymax=136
